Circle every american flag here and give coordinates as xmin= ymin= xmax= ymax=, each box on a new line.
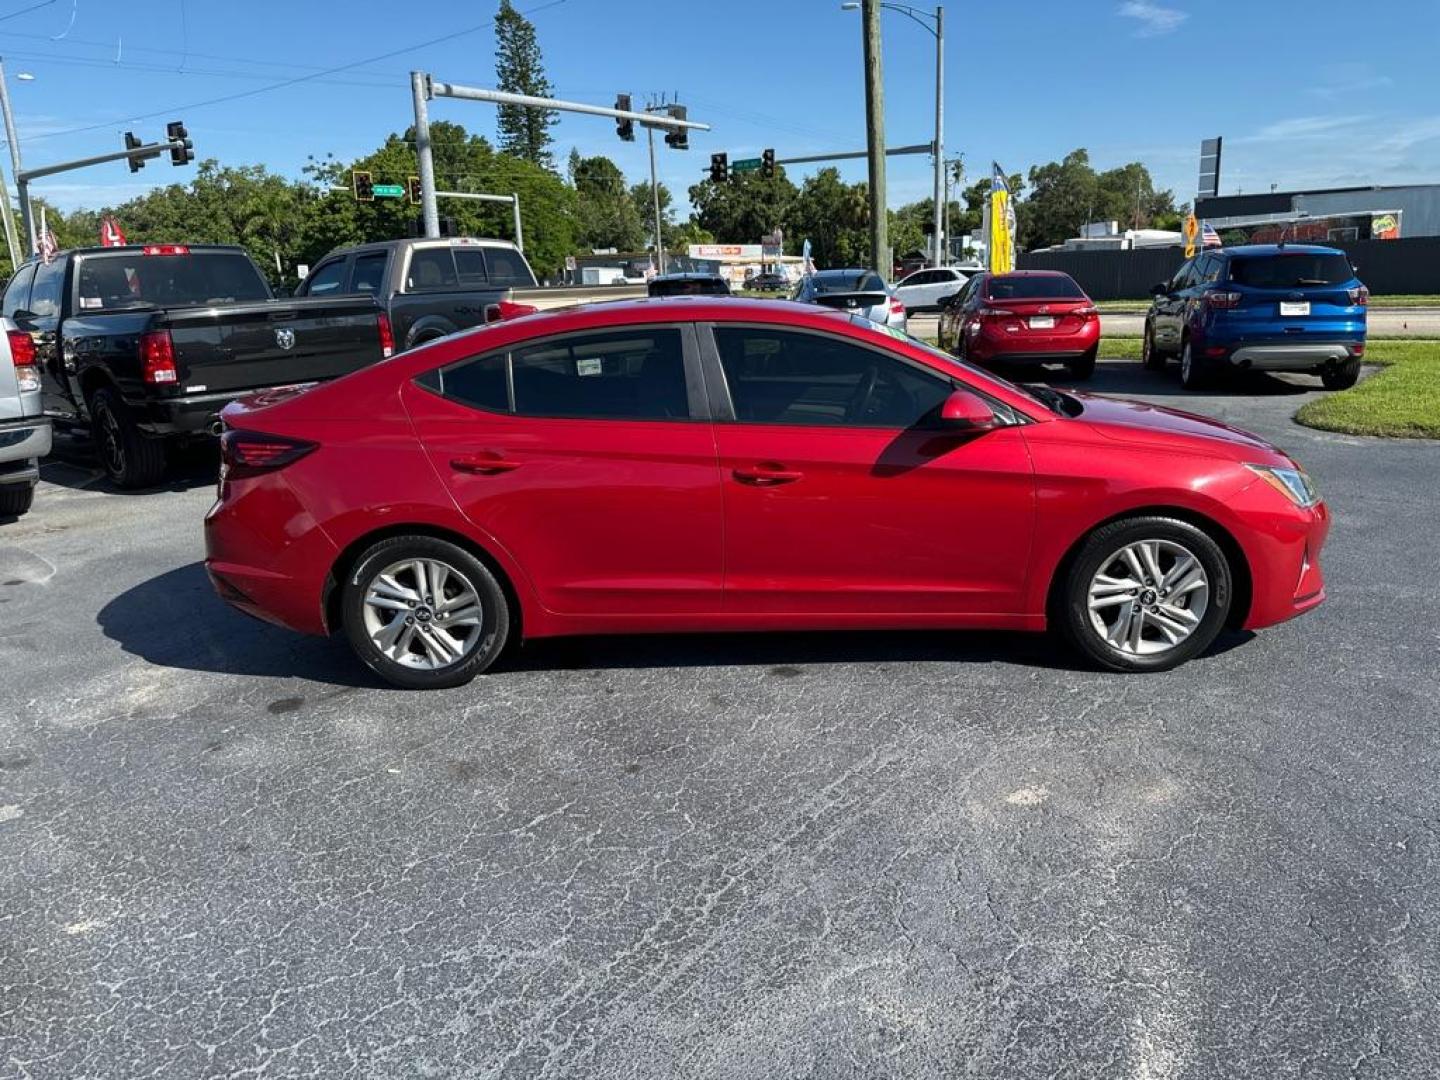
xmin=1202 ymin=222 xmax=1223 ymax=248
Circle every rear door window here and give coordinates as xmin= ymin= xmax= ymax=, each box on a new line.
xmin=350 ymin=252 xmax=388 ymax=295
xmin=1230 ymin=252 xmax=1354 ymax=288
xmin=405 ymin=248 xmax=459 ymax=291
xmin=302 ymin=258 xmax=349 ymax=296
xmin=2 ymin=264 xmax=35 ymax=316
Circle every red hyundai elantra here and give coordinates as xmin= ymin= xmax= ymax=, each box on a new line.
xmin=204 ymin=297 xmax=1328 ymax=689
xmin=939 ymin=270 xmax=1102 ymax=379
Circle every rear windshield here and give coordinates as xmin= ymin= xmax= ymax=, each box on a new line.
xmin=986 ymin=276 xmax=1084 ymax=300
xmin=648 ymin=277 xmax=729 ymax=297
xmin=814 ymin=272 xmax=886 ymax=294
xmin=1228 ymin=252 xmax=1353 ymax=288
xmin=74 ymin=251 xmax=270 ymax=311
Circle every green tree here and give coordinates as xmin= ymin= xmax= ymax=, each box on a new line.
xmin=630 ymin=180 xmax=686 ymax=252
xmin=688 ymin=170 xmax=797 ymax=247
xmin=494 ymin=0 xmax=558 ymax=169
xmin=570 ymin=152 xmax=645 ymax=251
xmin=784 ymin=168 xmax=868 ymax=267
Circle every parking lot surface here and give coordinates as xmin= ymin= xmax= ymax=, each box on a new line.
xmin=2 ymin=360 xmax=1438 ymax=1078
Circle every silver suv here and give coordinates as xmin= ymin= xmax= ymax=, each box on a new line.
xmin=0 ymin=317 xmax=50 ymax=519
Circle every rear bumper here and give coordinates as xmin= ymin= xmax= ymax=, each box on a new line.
xmin=133 ymin=389 xmax=267 ymax=437
xmin=970 ymin=319 xmax=1100 ymax=363
xmin=1225 ymin=342 xmax=1363 ymax=372
xmin=0 ymin=416 xmax=51 ymax=481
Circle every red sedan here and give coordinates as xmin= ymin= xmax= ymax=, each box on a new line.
xmin=205 ymin=297 xmax=1328 ymax=689
xmin=939 ymin=270 xmax=1102 ymax=379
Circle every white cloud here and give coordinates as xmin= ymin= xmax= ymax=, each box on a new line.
xmin=1117 ymin=1 xmax=1188 ymax=37
xmin=1239 ymin=115 xmax=1370 ymax=142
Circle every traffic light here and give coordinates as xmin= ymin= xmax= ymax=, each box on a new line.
xmin=664 ymin=104 xmax=688 ymax=150
xmin=407 ymin=176 xmax=422 ymax=205
xmin=709 ymin=152 xmax=727 ymax=184
xmin=124 ymin=132 xmax=145 ymax=174
xmin=166 ymin=121 xmax=194 ymax=167
xmin=353 ymin=169 xmax=374 ymax=202
xmin=761 ymin=148 xmax=775 ymax=179
xmin=615 ymin=94 xmax=634 ymax=142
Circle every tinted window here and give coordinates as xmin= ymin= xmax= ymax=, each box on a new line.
xmin=714 ymin=327 xmax=950 ymax=428
xmin=1169 ymin=259 xmax=1196 ymax=291
xmin=453 ymin=248 xmax=489 ymax=286
xmin=72 ymin=252 xmax=269 ymax=312
xmin=986 ymin=275 xmax=1085 ymax=300
xmin=1197 ymin=254 xmax=1222 ymax=283
xmin=406 ymin=248 xmax=458 ymax=290
xmin=484 ymin=247 xmax=535 ymax=287
xmin=513 ymin=329 xmax=689 ymax=420
xmin=814 ymin=271 xmax=886 ymax=294
xmin=28 ymin=260 xmax=65 ymax=318
xmin=435 ymin=353 xmax=508 ymax=412
xmin=648 ymin=276 xmax=729 ymax=297
xmin=1230 ymin=252 xmax=1353 ymax=288
xmin=351 ymin=253 xmax=388 ymax=294
xmin=303 ymin=259 xmax=348 ymax=296
xmin=2 ymin=264 xmax=35 ymax=316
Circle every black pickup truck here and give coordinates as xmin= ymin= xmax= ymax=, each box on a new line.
xmin=294 ymin=237 xmax=540 ymax=351
xmin=2 ymin=244 xmax=391 ymax=488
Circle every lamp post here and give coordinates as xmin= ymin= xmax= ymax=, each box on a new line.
xmin=842 ymin=1 xmax=944 ymax=268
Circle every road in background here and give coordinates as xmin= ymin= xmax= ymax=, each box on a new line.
xmin=3 ymin=365 xmax=1438 ymax=1077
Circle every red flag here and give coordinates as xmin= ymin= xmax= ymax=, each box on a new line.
xmin=100 ymin=215 xmax=127 ymax=247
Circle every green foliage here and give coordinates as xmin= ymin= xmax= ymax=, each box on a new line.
xmin=1022 ymin=150 xmax=1176 ymax=251
xmin=570 ymin=152 xmax=645 ymax=252
xmin=688 ymin=170 xmax=797 ymax=250
xmin=783 ymin=168 xmax=868 ymax=267
xmin=494 ymin=0 xmax=558 ymax=170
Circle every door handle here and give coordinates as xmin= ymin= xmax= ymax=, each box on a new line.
xmin=732 ymin=464 xmax=803 ymax=486
xmin=451 ymin=452 xmax=521 ymax=476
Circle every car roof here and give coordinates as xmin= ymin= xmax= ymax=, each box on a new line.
xmin=987 ymin=270 xmax=1073 ymax=278
xmin=651 ymin=272 xmax=724 ymax=281
xmin=1219 ymin=243 xmax=1346 ymax=257
xmin=328 ymin=237 xmax=522 ymax=257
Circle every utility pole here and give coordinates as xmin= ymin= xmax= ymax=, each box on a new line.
xmin=861 ymin=0 xmax=888 ymax=276
xmin=0 ymin=58 xmax=28 ymax=257
xmin=930 ymin=5 xmax=944 ymax=267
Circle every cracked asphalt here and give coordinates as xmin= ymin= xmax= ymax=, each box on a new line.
xmin=2 ymin=360 xmax=1438 ymax=1078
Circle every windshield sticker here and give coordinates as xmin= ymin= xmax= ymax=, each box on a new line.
xmin=576 ymin=357 xmax=603 ymax=377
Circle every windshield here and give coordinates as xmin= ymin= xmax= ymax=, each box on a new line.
xmin=1229 ymin=252 xmax=1353 ymax=288
xmin=75 ymin=251 xmax=270 ymax=311
xmin=815 ymin=271 xmax=887 ymax=294
xmin=987 ymin=275 xmax=1085 ymax=300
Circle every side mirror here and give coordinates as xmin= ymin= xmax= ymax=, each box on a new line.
xmin=1149 ymin=282 xmax=1169 ymax=297
xmin=936 ymin=388 xmax=998 ymax=433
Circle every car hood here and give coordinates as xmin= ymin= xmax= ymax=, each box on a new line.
xmin=1071 ymin=392 xmax=1287 ymax=462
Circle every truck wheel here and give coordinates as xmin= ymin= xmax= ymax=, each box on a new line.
xmin=1321 ymin=358 xmax=1361 ymax=390
xmin=0 ymin=484 xmax=33 ymax=519
xmin=91 ymin=387 xmax=166 ymax=489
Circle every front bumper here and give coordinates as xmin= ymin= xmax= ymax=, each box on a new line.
xmin=0 ymin=416 xmax=52 ymax=483
xmin=1235 ymin=488 xmax=1331 ymax=631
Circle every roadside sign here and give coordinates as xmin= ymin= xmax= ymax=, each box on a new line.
xmin=1184 ymin=213 xmax=1199 ymax=258
xmin=731 ymin=158 xmax=762 ymax=173
xmin=373 ymin=183 xmax=406 ymax=199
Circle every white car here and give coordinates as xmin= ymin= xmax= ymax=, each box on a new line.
xmin=894 ymin=266 xmax=970 ymax=313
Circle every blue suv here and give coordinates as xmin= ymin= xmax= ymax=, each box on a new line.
xmin=1142 ymin=244 xmax=1368 ymax=390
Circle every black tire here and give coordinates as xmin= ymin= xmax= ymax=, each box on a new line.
xmin=0 ymin=483 xmax=34 ymax=519
xmin=90 ymin=387 xmax=166 ymax=489
xmin=1068 ymin=345 xmax=1097 ymax=381
xmin=1141 ymin=324 xmax=1166 ymax=371
xmin=1321 ymin=358 xmax=1361 ymax=390
xmin=342 ymin=535 xmax=511 ymax=690
xmin=1179 ymin=340 xmax=1210 ymax=390
xmin=1058 ymin=515 xmax=1232 ymax=673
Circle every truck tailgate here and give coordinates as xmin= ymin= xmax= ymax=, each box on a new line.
xmin=164 ymin=296 xmax=385 ymax=395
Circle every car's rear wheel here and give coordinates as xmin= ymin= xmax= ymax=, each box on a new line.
xmin=0 ymin=483 xmax=34 ymax=519
xmin=1069 ymin=345 xmax=1097 ymax=380
xmin=1321 ymin=358 xmax=1361 ymax=390
xmin=1179 ymin=341 xmax=1210 ymax=390
xmin=1059 ymin=516 xmax=1232 ymax=673
xmin=1141 ymin=325 xmax=1166 ymax=370
xmin=90 ymin=387 xmax=166 ymax=489
xmin=342 ymin=536 xmax=511 ymax=689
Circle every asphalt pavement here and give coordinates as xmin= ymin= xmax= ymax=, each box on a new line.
xmin=2 ymin=359 xmax=1438 ymax=1078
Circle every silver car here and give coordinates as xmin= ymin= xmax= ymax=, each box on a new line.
xmin=0 ymin=316 xmax=50 ymax=519
xmin=791 ymin=269 xmax=907 ymax=332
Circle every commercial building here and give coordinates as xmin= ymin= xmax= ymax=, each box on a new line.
xmin=1196 ymin=183 xmax=1440 ymax=243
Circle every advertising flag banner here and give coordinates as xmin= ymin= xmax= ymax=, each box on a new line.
xmin=987 ymin=163 xmax=1014 ymax=273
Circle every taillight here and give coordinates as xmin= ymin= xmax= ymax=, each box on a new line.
xmin=981 ymin=306 xmax=1016 ymax=320
xmin=220 ymin=429 xmax=317 ymax=479
xmin=141 ymin=244 xmax=190 ymax=256
xmin=377 ymin=311 xmax=395 ymax=358
xmin=889 ymin=297 xmax=905 ymax=316
xmin=7 ymin=329 xmax=38 ymax=393
xmin=139 ymin=330 xmax=178 ymax=384
xmin=484 ymin=300 xmax=539 ymax=324
xmin=1348 ymin=285 xmax=1369 ymax=306
xmin=1074 ymin=304 xmax=1098 ymax=316
xmin=1205 ymin=291 xmax=1242 ymax=309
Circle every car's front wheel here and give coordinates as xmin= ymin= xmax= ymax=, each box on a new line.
xmin=1059 ymin=516 xmax=1232 ymax=673
xmin=1321 ymin=358 xmax=1361 ymax=390
xmin=342 ymin=535 xmax=511 ymax=689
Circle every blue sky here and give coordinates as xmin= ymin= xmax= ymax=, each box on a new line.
xmin=5 ymin=0 xmax=1439 ymax=219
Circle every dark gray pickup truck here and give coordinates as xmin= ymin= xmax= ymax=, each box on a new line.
xmin=294 ymin=237 xmax=540 ymax=351
xmin=3 ymin=244 xmax=391 ymax=488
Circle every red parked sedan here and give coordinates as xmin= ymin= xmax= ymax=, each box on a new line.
xmin=939 ymin=270 xmax=1102 ymax=379
xmin=205 ymin=297 xmax=1328 ymax=689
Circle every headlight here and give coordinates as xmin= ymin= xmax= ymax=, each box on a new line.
xmin=1246 ymin=464 xmax=1319 ymax=508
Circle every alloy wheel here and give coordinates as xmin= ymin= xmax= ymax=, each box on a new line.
xmin=361 ymin=557 xmax=485 ymax=670
xmin=98 ymin=405 xmax=125 ymax=478
xmin=1086 ymin=539 xmax=1210 ymax=656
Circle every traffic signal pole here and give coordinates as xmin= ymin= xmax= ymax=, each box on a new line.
xmin=410 ymin=72 xmax=440 ymax=240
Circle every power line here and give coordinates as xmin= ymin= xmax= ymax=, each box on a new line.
xmin=0 ymin=0 xmax=56 ymax=24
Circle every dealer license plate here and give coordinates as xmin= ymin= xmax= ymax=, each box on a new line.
xmin=1028 ymin=316 xmax=1055 ymax=329
xmin=1280 ymin=301 xmax=1311 ymax=316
